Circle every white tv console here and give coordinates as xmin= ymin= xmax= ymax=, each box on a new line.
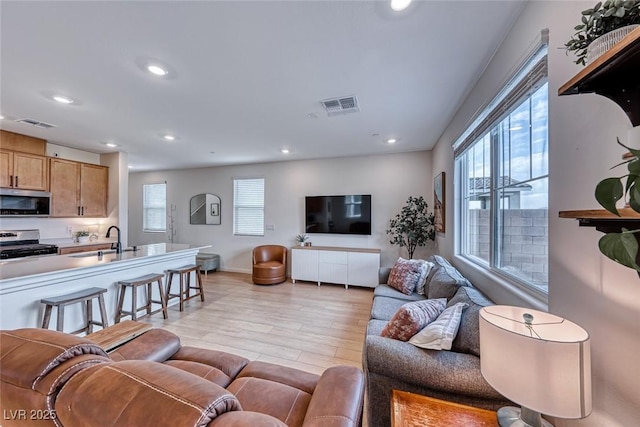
xmin=291 ymin=246 xmax=380 ymax=289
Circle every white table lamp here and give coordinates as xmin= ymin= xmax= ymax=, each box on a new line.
xmin=479 ymin=306 xmax=591 ymax=427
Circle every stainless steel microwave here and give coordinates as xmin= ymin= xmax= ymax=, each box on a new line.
xmin=0 ymin=188 xmax=51 ymax=216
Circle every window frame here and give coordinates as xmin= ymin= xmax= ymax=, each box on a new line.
xmin=454 ymin=43 xmax=549 ymax=295
xmin=142 ymin=182 xmax=167 ymax=233
xmin=233 ymin=177 xmax=265 ymax=237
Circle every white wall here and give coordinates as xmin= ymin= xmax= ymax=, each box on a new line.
xmin=432 ymin=1 xmax=640 ymax=425
xmin=128 ymin=151 xmax=434 ymax=273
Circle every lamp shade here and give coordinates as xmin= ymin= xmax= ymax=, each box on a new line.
xmin=479 ymin=306 xmax=591 ymax=419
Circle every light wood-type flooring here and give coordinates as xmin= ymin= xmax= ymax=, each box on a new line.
xmin=145 ymin=271 xmax=374 ymax=376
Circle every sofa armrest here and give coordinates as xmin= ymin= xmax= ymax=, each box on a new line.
xmin=56 ymin=360 xmax=241 ymax=427
xmin=303 ymin=366 xmax=364 ymax=427
xmin=379 ymin=267 xmax=391 ymax=284
xmin=365 ymin=335 xmax=502 ymax=400
xmin=109 ymin=328 xmax=181 ymax=362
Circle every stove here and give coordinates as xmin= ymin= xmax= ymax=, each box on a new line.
xmin=0 ymin=230 xmax=59 ymax=260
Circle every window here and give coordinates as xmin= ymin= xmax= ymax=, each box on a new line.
xmin=455 ymin=44 xmax=548 ymax=293
xmin=143 ymin=183 xmax=166 ymax=232
xmin=233 ymin=178 xmax=265 ymax=236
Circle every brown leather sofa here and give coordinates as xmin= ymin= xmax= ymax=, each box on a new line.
xmin=252 ymin=245 xmax=287 ymax=285
xmin=0 ymin=328 xmax=364 ymax=427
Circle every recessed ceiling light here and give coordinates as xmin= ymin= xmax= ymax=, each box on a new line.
xmin=105 ymin=143 xmax=118 ymax=148
xmin=387 ymin=138 xmax=397 ymax=144
xmin=0 ymin=115 xmax=4 ymax=120
xmin=281 ymin=148 xmax=290 ymax=154
xmin=390 ymin=0 xmax=412 ymax=12
xmin=147 ymin=64 xmax=168 ymax=76
xmin=53 ymin=95 xmax=74 ymax=104
xmin=163 ymin=135 xmax=175 ymax=141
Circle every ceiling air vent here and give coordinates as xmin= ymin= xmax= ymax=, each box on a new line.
xmin=320 ymin=95 xmax=360 ymax=117
xmin=16 ymin=118 xmax=58 ymax=129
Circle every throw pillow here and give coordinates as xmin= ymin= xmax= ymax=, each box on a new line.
xmin=426 ymin=255 xmax=473 ymax=300
xmin=380 ymin=298 xmax=447 ymax=341
xmin=414 ymin=260 xmax=435 ymax=296
xmin=408 ymin=302 xmax=468 ymax=350
xmin=447 ymin=286 xmax=493 ymax=357
xmin=387 ymin=258 xmax=422 ymax=295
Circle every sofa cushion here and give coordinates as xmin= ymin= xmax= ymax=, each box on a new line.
xmin=447 ymin=286 xmax=494 ymax=357
xmin=409 ymin=302 xmax=468 ymax=350
xmin=381 ymin=299 xmax=446 ymax=341
xmin=414 ymin=260 xmax=435 ymax=296
xmin=227 ymin=377 xmax=312 ymax=427
xmin=374 ymin=284 xmax=425 ymax=301
xmin=387 ymin=258 xmax=422 ymax=295
xmin=426 ymin=255 xmax=473 ymax=300
xmin=365 ymin=334 xmax=503 ymax=399
xmin=371 ymin=296 xmax=408 ymax=321
xmin=367 ymin=319 xmax=387 ymax=336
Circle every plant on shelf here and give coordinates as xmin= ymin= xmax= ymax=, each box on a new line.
xmin=564 ymin=0 xmax=640 ymax=66
xmin=386 ymin=196 xmax=435 ymax=259
xmin=73 ymin=230 xmax=90 ymax=243
xmin=595 ymin=138 xmax=640 ymax=270
xmin=295 ymin=234 xmax=309 ymax=246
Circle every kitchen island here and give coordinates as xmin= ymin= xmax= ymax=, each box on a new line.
xmin=0 ymin=243 xmax=207 ymax=331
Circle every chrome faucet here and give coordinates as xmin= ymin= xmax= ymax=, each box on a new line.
xmin=106 ymin=225 xmax=122 ymax=254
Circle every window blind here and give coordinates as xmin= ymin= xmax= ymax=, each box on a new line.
xmin=233 ymin=178 xmax=265 ymax=236
xmin=143 ymin=183 xmax=166 ymax=232
xmin=453 ymin=30 xmax=549 ymax=158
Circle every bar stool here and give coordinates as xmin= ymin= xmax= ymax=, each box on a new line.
xmin=165 ymin=264 xmax=205 ymax=311
xmin=41 ymin=287 xmax=108 ymax=335
xmin=115 ymin=273 xmax=168 ymax=323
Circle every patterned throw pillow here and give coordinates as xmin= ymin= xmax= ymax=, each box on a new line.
xmin=380 ymin=298 xmax=447 ymax=341
xmin=408 ymin=302 xmax=468 ymax=350
xmin=387 ymin=258 xmax=422 ymax=295
xmin=414 ymin=260 xmax=435 ymax=296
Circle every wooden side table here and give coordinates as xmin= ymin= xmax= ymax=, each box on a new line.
xmin=85 ymin=320 xmax=153 ymax=352
xmin=391 ymin=390 xmax=498 ymax=427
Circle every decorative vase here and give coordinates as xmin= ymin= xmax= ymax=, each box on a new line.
xmin=586 ymin=25 xmax=639 ymax=64
xmin=78 ymin=236 xmax=89 ymax=243
xmin=299 ymin=242 xmax=305 ymax=246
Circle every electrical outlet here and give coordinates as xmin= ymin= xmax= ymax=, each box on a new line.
xmin=266 ymin=224 xmax=275 ymax=231
xmin=66 ymin=226 xmax=73 ymax=235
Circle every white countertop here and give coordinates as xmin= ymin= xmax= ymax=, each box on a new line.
xmin=0 ymin=243 xmax=204 ymax=282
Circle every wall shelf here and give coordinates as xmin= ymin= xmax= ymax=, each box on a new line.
xmin=558 ymin=26 xmax=640 ymax=126
xmin=559 ymin=27 xmax=640 ymax=237
xmin=559 ymin=209 xmax=640 ymax=233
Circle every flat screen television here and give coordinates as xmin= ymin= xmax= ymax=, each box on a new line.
xmin=305 ymin=195 xmax=372 ymax=235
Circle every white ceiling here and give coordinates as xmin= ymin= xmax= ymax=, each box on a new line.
xmin=0 ymin=1 xmax=525 ymax=171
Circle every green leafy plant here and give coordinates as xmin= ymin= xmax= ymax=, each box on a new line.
xmin=595 ymin=138 xmax=640 ymax=270
xmin=565 ymin=0 xmax=640 ymax=65
xmin=74 ymin=230 xmax=90 ymax=237
xmin=386 ymin=196 xmax=435 ymax=259
xmin=295 ymin=234 xmax=309 ymax=243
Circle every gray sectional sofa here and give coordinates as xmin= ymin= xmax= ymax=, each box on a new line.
xmin=363 ymin=255 xmax=511 ymax=427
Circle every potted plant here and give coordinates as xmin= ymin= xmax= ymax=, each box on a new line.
xmin=565 ymin=0 xmax=640 ymax=66
xmin=386 ymin=196 xmax=435 ymax=259
xmin=295 ymin=234 xmax=309 ymax=246
xmin=595 ymin=138 xmax=640 ymax=270
xmin=74 ymin=230 xmax=90 ymax=243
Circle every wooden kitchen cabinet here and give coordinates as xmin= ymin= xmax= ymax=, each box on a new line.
xmin=58 ymin=243 xmax=113 ymax=255
xmin=50 ymin=158 xmax=108 ymax=217
xmin=0 ymin=149 xmax=49 ymax=191
xmin=0 ymin=130 xmax=49 ymax=190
